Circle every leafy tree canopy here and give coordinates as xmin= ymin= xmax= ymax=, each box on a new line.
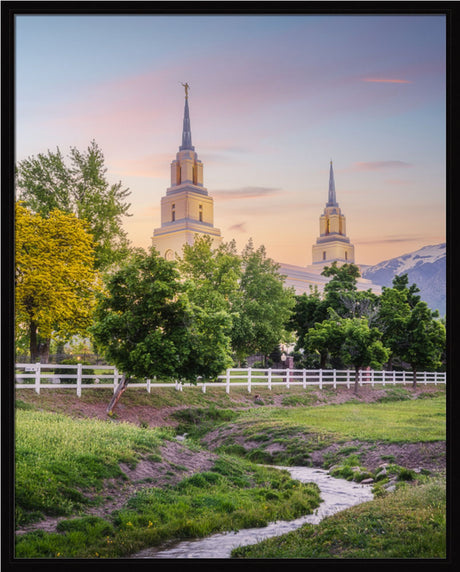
xmin=15 ymin=203 xmax=101 ymax=362
xmin=231 ymin=239 xmax=296 ymax=364
xmin=16 ymin=140 xmax=131 ymax=270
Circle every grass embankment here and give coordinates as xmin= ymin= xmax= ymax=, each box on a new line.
xmin=15 ymin=386 xmax=446 ymax=559
xmin=232 ymin=476 xmax=446 ymax=559
xmin=15 ymin=408 xmax=320 ymax=558
xmin=184 ymin=390 xmax=446 ymax=470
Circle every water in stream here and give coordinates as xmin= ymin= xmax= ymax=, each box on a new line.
xmin=132 ymin=466 xmax=374 ymax=559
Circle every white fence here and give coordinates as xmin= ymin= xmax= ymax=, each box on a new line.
xmin=15 ymin=364 xmax=446 ymax=396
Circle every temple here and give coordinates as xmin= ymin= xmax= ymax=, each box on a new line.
xmin=152 ymin=85 xmax=222 ymax=259
xmin=311 ymin=161 xmax=355 ymax=265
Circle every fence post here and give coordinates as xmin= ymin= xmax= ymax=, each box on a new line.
xmin=359 ymin=369 xmax=363 ymax=388
xmin=34 ymin=363 xmax=41 ymax=395
xmin=113 ymin=368 xmax=119 ymax=394
xmin=424 ymin=371 xmax=427 ymax=385
xmin=333 ymin=369 xmax=336 ymax=389
xmin=286 ymin=368 xmax=290 ymax=389
xmin=302 ymin=369 xmax=306 ymax=389
xmin=226 ymin=369 xmax=231 ymax=394
xmin=77 ymin=363 xmax=82 ymax=397
xmin=403 ymin=371 xmax=406 ymax=385
xmin=382 ymin=370 xmax=385 ymax=387
xmin=393 ymin=371 xmax=396 ymax=385
xmin=371 ymin=369 xmax=374 ymax=388
xmin=319 ymin=369 xmax=323 ymax=390
xmin=147 ymin=379 xmax=151 ymax=393
xmin=202 ymin=383 xmax=206 ymax=393
xmin=247 ymin=367 xmax=251 ymax=393
xmin=346 ymin=369 xmax=350 ymax=389
xmin=268 ymin=368 xmax=272 ymax=390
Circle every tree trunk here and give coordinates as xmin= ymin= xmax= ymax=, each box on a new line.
xmin=39 ymin=338 xmax=50 ymax=364
xmin=106 ymin=375 xmax=130 ymax=416
xmin=354 ymin=366 xmax=360 ymax=394
xmin=412 ymin=367 xmax=417 ymax=389
xmin=29 ymin=321 xmax=38 ymax=362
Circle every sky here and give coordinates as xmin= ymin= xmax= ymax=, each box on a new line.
xmin=15 ymin=13 xmax=446 ymax=267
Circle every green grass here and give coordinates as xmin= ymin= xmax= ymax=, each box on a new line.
xmin=15 ymin=409 xmax=172 ymax=525
xmin=235 ymin=395 xmax=446 ymax=443
xmin=15 ymin=410 xmax=321 ymax=558
xmin=231 ymin=476 xmax=446 ymax=559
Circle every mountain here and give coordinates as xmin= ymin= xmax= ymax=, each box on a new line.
xmin=361 ymin=243 xmax=446 ymax=316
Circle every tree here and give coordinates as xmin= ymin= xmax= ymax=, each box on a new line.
xmin=178 ymin=236 xmax=241 ymax=378
xmin=231 ymin=240 xmax=296 ymax=365
xmin=15 ymin=203 xmax=100 ymax=362
xmin=375 ymin=273 xmax=441 ymax=375
xmin=289 ymin=288 xmax=325 ymax=345
xmin=303 ymin=316 xmax=344 ymax=369
xmin=91 ymin=245 xmax=239 ymax=413
xmin=16 ymin=140 xmax=131 ymax=270
xmin=338 ymin=317 xmax=390 ymax=394
xmin=376 ymin=285 xmax=412 ymax=369
xmin=398 ymin=302 xmax=446 ymax=388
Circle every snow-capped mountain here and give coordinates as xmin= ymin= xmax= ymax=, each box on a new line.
xmin=361 ymin=243 xmax=446 ymax=315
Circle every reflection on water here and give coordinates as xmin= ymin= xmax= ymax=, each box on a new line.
xmin=132 ymin=466 xmax=374 ymax=559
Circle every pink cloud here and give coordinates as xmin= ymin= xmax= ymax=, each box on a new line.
xmin=351 ymin=161 xmax=412 ymax=171
xmin=212 ymin=187 xmax=282 ymax=201
xmin=362 ymin=78 xmax=412 ymax=84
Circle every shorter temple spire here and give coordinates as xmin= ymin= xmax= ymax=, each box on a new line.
xmin=326 ymin=160 xmax=338 ymax=207
xmin=179 ymin=82 xmax=194 ymax=151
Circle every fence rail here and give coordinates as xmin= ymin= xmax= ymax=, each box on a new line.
xmin=15 ymin=364 xmax=446 ymax=396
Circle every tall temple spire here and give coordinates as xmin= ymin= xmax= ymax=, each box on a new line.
xmin=179 ymin=82 xmax=194 ymax=151
xmin=327 ymin=160 xmax=338 ymax=207
xmin=152 ymin=83 xmax=222 ymax=260
xmin=312 ymin=161 xmax=355 ymax=265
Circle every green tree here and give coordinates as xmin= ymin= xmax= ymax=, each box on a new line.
xmin=15 ymin=203 xmax=100 ymax=362
xmin=16 ymin=140 xmax=131 ymax=270
xmin=338 ymin=317 xmax=390 ymax=393
xmin=289 ymin=288 xmax=325 ymax=345
xmin=231 ymin=240 xmax=296 ymax=365
xmin=398 ymin=302 xmax=446 ymax=388
xmin=392 ymin=273 xmax=421 ymax=308
xmin=376 ymin=273 xmax=441 ymax=376
xmin=376 ymin=285 xmax=412 ymax=369
xmin=303 ymin=316 xmax=344 ymax=369
xmin=178 ymin=236 xmax=241 ymax=378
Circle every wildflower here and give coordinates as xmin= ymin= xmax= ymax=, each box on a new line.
xmin=148 ymin=521 xmax=153 ymax=528
xmin=126 ymin=522 xmax=133 ymax=527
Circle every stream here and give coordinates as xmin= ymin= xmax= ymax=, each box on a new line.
xmin=132 ymin=466 xmax=374 ymax=559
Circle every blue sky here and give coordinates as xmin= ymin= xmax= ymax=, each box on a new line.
xmin=15 ymin=13 xmax=446 ymax=266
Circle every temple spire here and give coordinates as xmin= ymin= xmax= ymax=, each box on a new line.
xmin=327 ymin=160 xmax=338 ymax=207
xmin=179 ymin=82 xmax=194 ymax=151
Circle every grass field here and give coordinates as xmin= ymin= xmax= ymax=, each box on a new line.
xmin=234 ymin=394 xmax=446 ymax=443
xmin=14 ymin=387 xmax=446 ymax=559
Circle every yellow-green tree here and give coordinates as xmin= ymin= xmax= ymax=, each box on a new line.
xmin=15 ymin=203 xmax=101 ymax=362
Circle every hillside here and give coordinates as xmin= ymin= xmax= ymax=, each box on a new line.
xmin=361 ymin=243 xmax=446 ymax=315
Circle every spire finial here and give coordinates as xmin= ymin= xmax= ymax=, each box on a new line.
xmin=181 ymin=82 xmax=190 ymax=99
